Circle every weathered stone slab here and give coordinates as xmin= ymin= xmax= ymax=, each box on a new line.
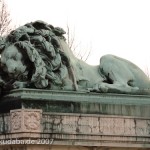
xmin=0 ymin=145 xmax=149 ymax=150
xmin=0 ymin=109 xmax=150 ymax=149
xmin=42 ymin=113 xmax=150 ymax=137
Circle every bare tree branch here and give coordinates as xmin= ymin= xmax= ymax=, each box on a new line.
xmin=66 ymin=24 xmax=76 ymax=50
xmin=145 ymin=66 xmax=150 ymax=79
xmin=0 ymin=0 xmax=13 ymax=36
xmin=84 ymin=49 xmax=91 ymax=62
xmin=65 ymin=23 xmax=92 ymax=62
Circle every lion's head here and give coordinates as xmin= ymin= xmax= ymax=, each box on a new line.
xmin=1 ymin=45 xmax=28 ymax=79
xmin=0 ymin=20 xmax=79 ymax=92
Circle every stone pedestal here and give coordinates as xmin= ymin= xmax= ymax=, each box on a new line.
xmin=0 ymin=88 xmax=150 ymax=149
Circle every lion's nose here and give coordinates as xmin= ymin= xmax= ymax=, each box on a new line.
xmin=8 ymin=66 xmax=17 ymax=74
xmin=5 ymin=60 xmax=18 ymax=73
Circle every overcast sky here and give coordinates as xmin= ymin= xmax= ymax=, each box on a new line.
xmin=5 ymin=0 xmax=150 ymax=72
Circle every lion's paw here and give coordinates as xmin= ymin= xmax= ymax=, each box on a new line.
xmin=90 ymin=83 xmax=108 ymax=93
xmin=13 ymin=81 xmax=27 ymax=89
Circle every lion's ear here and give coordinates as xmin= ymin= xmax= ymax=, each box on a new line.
xmin=22 ymin=43 xmax=48 ymax=88
xmin=14 ymin=41 xmax=35 ymax=63
xmin=27 ymin=49 xmax=35 ymax=62
xmin=0 ymin=44 xmax=5 ymax=53
xmin=31 ymin=49 xmax=39 ymax=62
xmin=23 ymin=45 xmax=35 ymax=62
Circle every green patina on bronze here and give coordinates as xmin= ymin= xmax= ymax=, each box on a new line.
xmin=0 ymin=88 xmax=150 ymax=116
xmin=0 ymin=20 xmax=150 ymax=94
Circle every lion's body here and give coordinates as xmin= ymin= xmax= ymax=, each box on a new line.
xmin=60 ymin=39 xmax=150 ymax=93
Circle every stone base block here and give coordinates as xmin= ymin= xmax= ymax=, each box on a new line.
xmin=0 ymin=89 xmax=150 ymax=149
xmin=10 ymin=109 xmax=42 ymax=133
xmin=1 ymin=88 xmax=150 ymax=117
xmin=0 ymin=145 xmax=149 ymax=150
xmin=0 ymin=109 xmax=149 ymax=149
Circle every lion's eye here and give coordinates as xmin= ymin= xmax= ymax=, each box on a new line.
xmin=12 ymin=56 xmax=16 ymax=61
xmin=1 ymin=63 xmax=4 ymax=67
xmin=2 ymin=65 xmax=7 ymax=72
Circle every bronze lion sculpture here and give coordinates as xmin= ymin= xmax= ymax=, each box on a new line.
xmin=0 ymin=20 xmax=150 ymax=94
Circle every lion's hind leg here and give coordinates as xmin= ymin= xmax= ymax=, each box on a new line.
xmin=91 ymin=54 xmax=139 ymax=94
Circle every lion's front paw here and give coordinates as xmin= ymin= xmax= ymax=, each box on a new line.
xmin=0 ymin=78 xmax=5 ymax=87
xmin=13 ymin=81 xmax=27 ymax=89
xmin=91 ymin=83 xmax=108 ymax=93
